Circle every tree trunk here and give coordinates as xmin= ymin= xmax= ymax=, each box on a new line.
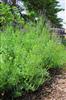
xmin=12 ymin=0 xmax=16 ymax=5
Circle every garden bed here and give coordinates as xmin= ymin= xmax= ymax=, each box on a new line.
xmin=0 ymin=69 xmax=66 ymax=100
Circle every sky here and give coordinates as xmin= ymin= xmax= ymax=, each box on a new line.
xmin=57 ymin=0 xmax=66 ymax=28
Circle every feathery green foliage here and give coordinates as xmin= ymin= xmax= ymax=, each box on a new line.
xmin=0 ymin=21 xmax=66 ymax=97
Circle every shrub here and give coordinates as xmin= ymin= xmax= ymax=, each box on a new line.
xmin=0 ymin=3 xmax=25 ymax=29
xmin=43 ymin=40 xmax=66 ymax=69
xmin=0 ymin=25 xmax=49 ymax=97
xmin=0 ymin=22 xmax=66 ymax=97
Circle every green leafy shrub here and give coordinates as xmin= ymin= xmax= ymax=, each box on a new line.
xmin=0 ymin=3 xmax=25 ymax=29
xmin=43 ymin=40 xmax=66 ymax=69
xmin=0 ymin=21 xmax=66 ymax=97
xmin=0 ymin=3 xmax=14 ymax=25
xmin=0 ymin=25 xmax=49 ymax=97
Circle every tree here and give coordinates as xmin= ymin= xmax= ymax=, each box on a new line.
xmin=23 ymin=0 xmax=63 ymax=27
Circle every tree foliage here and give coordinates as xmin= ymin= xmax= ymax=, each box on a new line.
xmin=0 ymin=0 xmax=63 ymax=27
xmin=23 ymin=0 xmax=63 ymax=27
